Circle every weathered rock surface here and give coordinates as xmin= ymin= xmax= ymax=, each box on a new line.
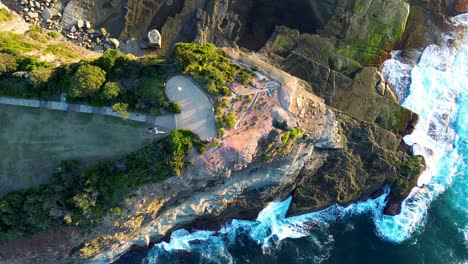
xmin=147 ymin=29 xmax=162 ymax=48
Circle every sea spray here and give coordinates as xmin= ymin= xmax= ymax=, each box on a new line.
xmin=375 ymin=13 xmax=468 ymax=243
xmin=143 ymin=188 xmax=391 ymax=263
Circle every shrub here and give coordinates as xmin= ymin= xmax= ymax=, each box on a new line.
xmin=18 ymin=56 xmax=52 ymax=72
xmin=47 ymin=32 xmax=60 ymax=39
xmin=238 ymin=70 xmax=254 ymax=85
xmin=101 ymin=82 xmax=121 ymax=100
xmin=207 ymin=82 xmax=218 ymax=95
xmin=0 ymin=53 xmax=17 ymax=74
xmin=173 ymin=43 xmax=239 ymax=90
xmin=218 ymin=127 xmax=225 ymax=137
xmin=168 ymin=102 xmax=181 ymax=113
xmin=220 ymin=85 xmax=232 ymax=96
xmin=29 ymin=67 xmax=53 ymax=87
xmin=112 ymin=102 xmax=129 ymax=119
xmin=0 ymin=8 xmax=13 ymax=22
xmin=224 ymin=112 xmax=236 ymax=129
xmin=69 ymin=64 xmax=106 ymax=98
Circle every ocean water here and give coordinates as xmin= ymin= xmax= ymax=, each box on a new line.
xmin=116 ymin=14 xmax=468 ymax=264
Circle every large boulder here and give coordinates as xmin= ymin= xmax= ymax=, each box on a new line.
xmin=147 ymin=29 xmax=162 ymax=48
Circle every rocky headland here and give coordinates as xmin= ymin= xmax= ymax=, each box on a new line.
xmin=0 ymin=0 xmax=466 ymax=263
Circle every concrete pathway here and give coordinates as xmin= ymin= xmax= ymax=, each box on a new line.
xmin=0 ymin=97 xmax=177 ymax=131
xmin=165 ymin=75 xmax=217 ymax=140
xmin=0 ymin=75 xmax=216 ymax=140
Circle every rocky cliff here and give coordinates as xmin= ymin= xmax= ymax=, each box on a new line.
xmin=1 ymin=0 xmax=465 ymax=263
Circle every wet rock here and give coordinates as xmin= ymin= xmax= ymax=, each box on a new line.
xmin=147 ymin=29 xmax=161 ymax=48
xmin=85 ymin=20 xmax=91 ymax=30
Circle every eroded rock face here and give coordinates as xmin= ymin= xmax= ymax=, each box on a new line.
xmin=75 ymin=49 xmax=421 ymax=263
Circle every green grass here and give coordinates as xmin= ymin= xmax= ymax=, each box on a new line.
xmin=45 ymin=44 xmax=79 ymax=59
xmin=0 ymin=31 xmax=41 ymax=56
xmin=0 ymin=8 xmax=13 ymax=22
xmin=47 ymin=31 xmax=60 ymax=39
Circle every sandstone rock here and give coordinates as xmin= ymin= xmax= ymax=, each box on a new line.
xmin=108 ymin=38 xmax=120 ymax=48
xmin=77 ymin=19 xmax=84 ymax=29
xmin=12 ymin=71 xmax=30 ymax=78
xmin=375 ymin=82 xmax=386 ymax=96
xmin=85 ymin=20 xmax=91 ymax=30
xmin=100 ymin=27 xmax=108 ymax=36
xmin=41 ymin=7 xmax=52 ymax=20
xmin=147 ymin=29 xmax=161 ymax=48
xmin=28 ymin=11 xmax=38 ymax=18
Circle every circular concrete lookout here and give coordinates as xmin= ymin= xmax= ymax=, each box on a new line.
xmin=165 ymin=75 xmax=217 ymax=140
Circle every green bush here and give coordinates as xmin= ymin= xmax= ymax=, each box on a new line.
xmin=101 ymin=82 xmax=121 ymax=100
xmin=112 ymin=102 xmax=129 ymax=119
xmin=168 ymin=102 xmax=181 ymax=113
xmin=224 ymin=112 xmax=236 ymax=129
xmin=29 ymin=67 xmax=53 ymax=87
xmin=18 ymin=56 xmax=52 ymax=72
xmin=174 ymin=43 xmax=239 ymax=92
xmin=220 ymin=85 xmax=232 ymax=96
xmin=0 ymin=8 xmax=12 ymax=22
xmin=47 ymin=31 xmax=60 ymax=39
xmin=0 ymin=53 xmax=17 ymax=74
xmin=69 ymin=64 xmax=106 ymax=98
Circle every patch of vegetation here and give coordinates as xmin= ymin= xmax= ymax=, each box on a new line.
xmin=0 ymin=31 xmax=41 ymax=56
xmin=262 ymin=128 xmax=303 ymax=162
xmin=0 ymin=130 xmax=205 ymax=242
xmin=174 ymin=43 xmax=253 ymax=95
xmin=112 ymin=102 xmax=129 ymax=119
xmin=69 ymin=64 xmax=107 ymax=98
xmin=47 ymin=31 xmax=60 ymax=39
xmin=28 ymin=25 xmax=50 ymax=42
xmin=0 ymin=8 xmax=13 ymax=22
xmin=45 ymin=44 xmax=79 ymax=59
xmin=281 ymin=127 xmax=302 ymax=144
xmin=0 ymin=49 xmax=180 ymax=115
xmin=0 ymin=53 xmax=17 ymax=74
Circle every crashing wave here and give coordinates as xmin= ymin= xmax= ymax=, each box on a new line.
xmin=374 ymin=13 xmax=467 ymax=243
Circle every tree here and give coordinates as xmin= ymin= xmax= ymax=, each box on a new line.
xmin=207 ymin=82 xmax=218 ymax=95
xmin=30 ymin=67 xmax=53 ymax=87
xmin=0 ymin=53 xmax=17 ymax=74
xmin=224 ymin=112 xmax=236 ymax=129
xmin=168 ymin=102 xmax=181 ymax=113
xmin=69 ymin=64 xmax=106 ymax=98
xmin=112 ymin=102 xmax=129 ymax=119
xmin=101 ymin=82 xmax=121 ymax=100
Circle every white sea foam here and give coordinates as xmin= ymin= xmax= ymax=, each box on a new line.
xmin=374 ymin=13 xmax=467 ymax=243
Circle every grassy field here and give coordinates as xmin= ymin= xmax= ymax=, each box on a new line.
xmin=0 ymin=104 xmax=154 ymax=196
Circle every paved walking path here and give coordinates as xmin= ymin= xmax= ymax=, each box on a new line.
xmin=165 ymin=75 xmax=217 ymax=140
xmin=0 ymin=96 xmax=177 ymax=130
xmin=0 ymin=75 xmax=216 ymax=140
